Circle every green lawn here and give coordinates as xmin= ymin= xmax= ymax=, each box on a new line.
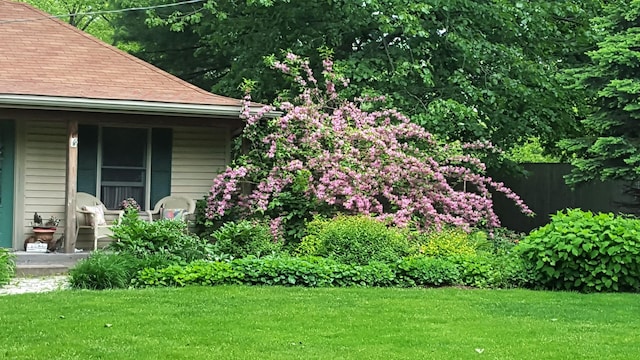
xmin=0 ymin=286 xmax=639 ymax=359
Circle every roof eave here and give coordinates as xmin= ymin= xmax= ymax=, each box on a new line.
xmin=0 ymin=94 xmax=280 ymax=118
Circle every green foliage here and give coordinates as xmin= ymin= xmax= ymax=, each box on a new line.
xmin=25 ymin=0 xmax=115 ymax=43
xmin=265 ymin=186 xmax=321 ymax=244
xmin=134 ymin=260 xmax=243 ymax=288
xmin=486 ymin=228 xmax=526 ymax=255
xmin=301 ymin=215 xmax=413 ymax=265
xmin=69 ymin=251 xmax=175 ymax=290
xmin=231 ymin=256 xmax=397 ymax=287
xmin=396 ymin=256 xmax=461 ymax=287
xmin=449 ymin=253 xmax=534 ymax=289
xmin=109 ymin=209 xmax=213 ymax=263
xmin=507 ymin=138 xmax=560 ymax=164
xmin=211 ymin=220 xmax=283 ymax=258
xmin=519 ymin=209 xmax=640 ymax=292
xmin=193 ymin=197 xmax=216 ymax=238
xmin=0 ymin=248 xmax=16 ymax=286
xmin=562 ymin=1 xmax=640 ymax=185
xmin=416 ymin=227 xmax=483 ymax=257
xmin=113 ymin=0 xmax=601 ymax=155
xmin=69 ymin=251 xmax=138 ymax=290
xmin=134 ymin=253 xmax=532 ymax=289
xmin=71 ymin=209 xmax=216 ymax=290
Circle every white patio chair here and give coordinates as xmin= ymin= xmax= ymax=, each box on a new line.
xmin=76 ymin=192 xmax=124 ymax=250
xmin=148 ymin=196 xmax=196 ymax=222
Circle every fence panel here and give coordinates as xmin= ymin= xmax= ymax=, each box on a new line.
xmin=491 ymin=163 xmax=632 ymax=232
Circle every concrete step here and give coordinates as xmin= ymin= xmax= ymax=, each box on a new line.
xmin=15 ymin=264 xmax=69 ymax=277
xmin=13 ymin=251 xmax=90 ymax=265
xmin=12 ymin=251 xmax=90 ymax=276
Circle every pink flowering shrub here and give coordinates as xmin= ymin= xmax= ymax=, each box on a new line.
xmin=207 ymin=53 xmax=532 ymax=242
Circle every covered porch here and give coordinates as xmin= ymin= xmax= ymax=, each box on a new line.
xmin=2 ymin=107 xmax=242 ymax=253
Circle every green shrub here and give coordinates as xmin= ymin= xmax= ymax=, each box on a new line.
xmin=211 ymin=220 xmax=283 ymax=258
xmin=397 ymin=256 xmax=461 ymax=286
xmin=519 ymin=209 xmax=640 ymax=292
xmin=492 ymin=255 xmax=535 ymax=289
xmin=232 ymin=256 xmax=397 ymax=287
xmin=416 ymin=227 xmax=483 ymax=257
xmin=110 ymin=209 xmax=213 ymax=263
xmin=74 ymin=209 xmax=216 ymax=290
xmin=133 ymin=253 xmax=530 ymax=289
xmin=295 ymin=217 xmax=326 ymax=256
xmin=134 ymin=260 xmax=243 ymax=287
xmin=301 ymin=215 xmax=412 ymax=265
xmin=486 ymin=228 xmax=525 ymax=255
xmin=135 ymin=256 xmax=399 ymax=288
xmin=0 ymin=248 xmax=16 ymax=286
xmin=69 ymin=252 xmax=139 ymax=289
xmin=69 ymin=251 xmax=174 ymax=290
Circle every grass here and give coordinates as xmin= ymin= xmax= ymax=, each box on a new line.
xmin=0 ymin=286 xmax=639 ymax=359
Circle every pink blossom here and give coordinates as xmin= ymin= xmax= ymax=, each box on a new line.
xmin=206 ymin=53 xmax=532 ymax=232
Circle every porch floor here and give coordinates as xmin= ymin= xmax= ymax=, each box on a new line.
xmin=13 ymin=251 xmax=89 ymax=276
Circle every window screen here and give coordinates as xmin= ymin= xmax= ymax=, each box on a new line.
xmin=101 ymin=127 xmax=148 ymax=209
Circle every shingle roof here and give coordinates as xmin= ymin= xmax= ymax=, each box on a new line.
xmin=0 ymin=0 xmax=241 ymax=106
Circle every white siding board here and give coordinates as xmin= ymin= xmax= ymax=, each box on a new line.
xmin=172 ymin=149 xmax=227 ymax=156
xmin=171 ymin=172 xmax=221 ymax=180
xmin=25 ymin=162 xmax=67 ymax=170
xmin=20 ymin=120 xmax=66 ymax=240
xmin=26 ymin=179 xmax=66 ymax=186
xmin=170 ymin=159 xmax=226 ymax=167
xmin=171 ymin=179 xmax=218 ymax=187
xmin=171 ymin=126 xmax=229 ymax=200
xmin=173 ymin=130 xmax=226 ymax=140
xmin=22 ymin=168 xmax=66 ymax=177
xmin=173 ymin=139 xmax=226 ymax=147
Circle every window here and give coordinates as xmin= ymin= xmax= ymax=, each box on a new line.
xmin=77 ymin=125 xmax=172 ymax=211
xmin=100 ymin=127 xmax=149 ymax=210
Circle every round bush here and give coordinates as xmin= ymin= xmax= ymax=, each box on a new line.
xmin=518 ymin=209 xmax=640 ymax=292
xmin=301 ymin=215 xmax=412 ymax=265
xmin=110 ymin=209 xmax=214 ymax=263
xmin=212 ymin=220 xmax=283 ymax=258
xmin=69 ymin=251 xmax=140 ymax=290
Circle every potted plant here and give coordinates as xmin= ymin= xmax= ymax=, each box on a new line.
xmin=32 ymin=214 xmax=60 ymax=230
xmin=26 ymin=213 xmax=60 ymax=252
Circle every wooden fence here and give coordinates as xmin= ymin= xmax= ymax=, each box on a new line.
xmin=490 ymin=163 xmax=633 ymax=233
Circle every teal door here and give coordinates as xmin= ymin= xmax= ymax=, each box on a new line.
xmin=0 ymin=120 xmax=15 ymax=248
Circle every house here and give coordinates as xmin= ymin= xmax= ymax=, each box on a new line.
xmin=0 ymin=0 xmax=255 ymax=251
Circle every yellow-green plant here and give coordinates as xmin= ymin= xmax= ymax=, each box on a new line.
xmin=299 ymin=215 xmax=412 ymax=265
xmin=418 ymin=227 xmax=479 ymax=257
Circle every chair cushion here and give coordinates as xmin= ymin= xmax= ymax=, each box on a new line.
xmin=83 ymin=205 xmax=106 ymax=227
xmin=162 ymin=208 xmax=187 ymax=221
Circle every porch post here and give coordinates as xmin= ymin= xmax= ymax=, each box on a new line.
xmin=64 ymin=119 xmax=79 ymax=253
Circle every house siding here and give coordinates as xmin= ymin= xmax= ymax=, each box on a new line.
xmin=171 ymin=126 xmax=229 ymax=201
xmin=20 ymin=120 xmax=67 ymax=245
xmin=11 ymin=118 xmax=233 ymax=250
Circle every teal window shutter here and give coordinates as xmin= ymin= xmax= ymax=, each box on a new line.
xmin=77 ymin=125 xmax=98 ymax=195
xmin=150 ymin=128 xmax=172 ymax=206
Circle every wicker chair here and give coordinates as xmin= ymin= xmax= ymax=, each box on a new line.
xmin=148 ymin=196 xmax=196 ymax=222
xmin=75 ymin=192 xmax=123 ymax=250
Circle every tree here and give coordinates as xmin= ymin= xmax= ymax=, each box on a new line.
xmin=561 ymin=1 xmax=640 ymax=186
xmin=207 ymin=54 xmax=532 ymax=242
xmin=113 ymin=0 xmax=601 ymax=156
xmin=24 ymin=0 xmax=115 ymax=43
